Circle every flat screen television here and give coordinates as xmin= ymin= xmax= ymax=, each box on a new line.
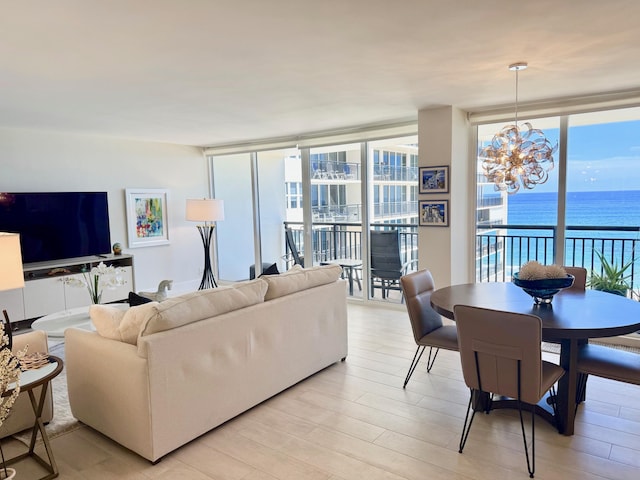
xmin=0 ymin=192 xmax=111 ymax=264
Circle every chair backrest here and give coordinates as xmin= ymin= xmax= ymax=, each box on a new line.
xmin=400 ymin=270 xmax=444 ymax=343
xmin=453 ymin=305 xmax=544 ymax=405
xmin=370 ymin=230 xmax=403 ymax=278
xmin=564 ymin=266 xmax=587 ymax=291
xmin=285 ymin=227 xmax=304 ymax=266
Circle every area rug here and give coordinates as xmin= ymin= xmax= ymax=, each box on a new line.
xmin=542 ymin=340 xmax=640 ymax=355
xmin=13 ymin=342 xmax=81 ymax=446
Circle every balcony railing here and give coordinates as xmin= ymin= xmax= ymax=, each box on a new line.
xmin=310 ymin=161 xmax=418 ymax=183
xmin=283 ymin=221 xmax=418 ymax=271
xmin=283 ymin=221 xmax=640 ymax=300
xmin=477 ymin=224 xmax=640 ymax=298
xmin=312 ymin=201 xmax=418 ymax=223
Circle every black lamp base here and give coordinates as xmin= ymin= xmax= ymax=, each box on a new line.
xmin=196 ymin=225 xmax=218 ymax=290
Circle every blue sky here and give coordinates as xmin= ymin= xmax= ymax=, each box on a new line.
xmin=514 ymin=120 xmax=640 ymax=194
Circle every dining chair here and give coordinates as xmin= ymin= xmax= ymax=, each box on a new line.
xmin=370 ymin=229 xmax=410 ymax=299
xmin=284 ymin=227 xmax=304 ymax=268
xmin=399 ymin=270 xmax=458 ymax=387
xmin=564 ymin=266 xmax=587 ymax=291
xmin=576 ymin=344 xmax=640 ymax=402
xmin=453 ymin=305 xmax=565 ymax=478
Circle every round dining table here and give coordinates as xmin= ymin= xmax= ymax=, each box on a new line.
xmin=430 ymin=281 xmax=640 ymax=435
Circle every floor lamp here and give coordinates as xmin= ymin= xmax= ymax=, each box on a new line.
xmin=186 ymin=199 xmax=225 ymax=290
xmin=0 ymin=233 xmax=25 ymax=350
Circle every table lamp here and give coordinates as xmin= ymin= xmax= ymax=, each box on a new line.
xmin=0 ymin=233 xmax=25 ymax=350
xmin=186 ymin=199 xmax=225 ymax=290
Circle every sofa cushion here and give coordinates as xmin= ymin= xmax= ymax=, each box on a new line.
xmin=89 ymin=304 xmax=127 ymax=341
xmin=119 ymin=302 xmax=161 ymax=344
xmin=139 ymin=279 xmax=268 ymax=338
xmin=263 ymin=264 xmax=342 ymax=300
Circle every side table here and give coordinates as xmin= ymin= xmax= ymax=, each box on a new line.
xmin=321 ymin=259 xmax=363 ymax=296
xmin=2 ymin=356 xmax=63 ymax=480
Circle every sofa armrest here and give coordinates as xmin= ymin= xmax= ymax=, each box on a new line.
xmin=11 ymin=329 xmax=49 ymax=354
xmin=0 ymin=330 xmax=53 ymax=439
xmin=65 ymin=328 xmax=155 ymax=460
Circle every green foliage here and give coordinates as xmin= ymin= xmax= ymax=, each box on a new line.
xmin=588 ymin=251 xmax=632 ymax=296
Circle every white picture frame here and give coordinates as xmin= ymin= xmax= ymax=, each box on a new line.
xmin=125 ymin=188 xmax=170 ymax=248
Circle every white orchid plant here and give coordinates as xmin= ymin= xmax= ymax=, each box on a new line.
xmin=66 ymin=262 xmax=126 ymax=304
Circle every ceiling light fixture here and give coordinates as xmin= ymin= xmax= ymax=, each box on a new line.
xmin=480 ymin=62 xmax=557 ymax=194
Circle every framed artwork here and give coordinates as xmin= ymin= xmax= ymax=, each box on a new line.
xmin=125 ymin=189 xmax=170 ymax=248
xmin=419 ymin=166 xmax=449 ymax=194
xmin=419 ymin=200 xmax=449 ymax=227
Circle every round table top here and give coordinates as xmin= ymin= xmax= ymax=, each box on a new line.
xmin=5 ymin=355 xmax=64 ymax=396
xmin=430 ymin=282 xmax=640 ymax=341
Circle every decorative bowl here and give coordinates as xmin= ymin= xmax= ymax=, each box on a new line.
xmin=512 ymin=273 xmax=575 ymax=304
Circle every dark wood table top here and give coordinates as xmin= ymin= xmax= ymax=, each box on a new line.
xmin=430 ymin=282 xmax=640 ymax=341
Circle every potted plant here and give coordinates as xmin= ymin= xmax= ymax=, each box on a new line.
xmin=588 ymin=251 xmax=632 ymax=296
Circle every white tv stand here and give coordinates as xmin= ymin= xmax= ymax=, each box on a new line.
xmin=0 ymin=254 xmax=134 ymax=323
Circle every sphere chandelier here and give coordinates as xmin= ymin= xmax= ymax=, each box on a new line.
xmin=480 ymin=63 xmax=557 ymax=194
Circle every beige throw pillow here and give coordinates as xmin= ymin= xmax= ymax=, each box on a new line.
xmin=117 ymin=302 xmax=160 ymax=344
xmin=263 ymin=264 xmax=342 ymax=300
xmin=89 ymin=304 xmax=126 ymax=341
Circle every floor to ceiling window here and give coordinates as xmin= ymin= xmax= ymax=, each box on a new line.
xmin=367 ymin=136 xmax=419 ymax=301
xmin=210 ymin=153 xmax=255 ymax=282
xmin=475 ymin=106 xmax=640 ymax=297
xmin=565 ymin=107 xmax=640 ymax=293
xmin=209 ymin=128 xmax=418 ymax=304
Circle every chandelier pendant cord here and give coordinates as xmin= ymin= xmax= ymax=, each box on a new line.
xmin=514 ymin=68 xmax=519 ymax=130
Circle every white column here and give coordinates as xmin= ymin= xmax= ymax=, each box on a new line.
xmin=418 ymin=106 xmax=472 ymax=287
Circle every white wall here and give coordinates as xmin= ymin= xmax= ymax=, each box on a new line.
xmin=0 ymin=127 xmax=208 ymax=296
xmin=418 ymin=106 xmax=472 ymax=287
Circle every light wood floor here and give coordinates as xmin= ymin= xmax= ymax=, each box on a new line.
xmin=5 ymin=302 xmax=640 ymax=479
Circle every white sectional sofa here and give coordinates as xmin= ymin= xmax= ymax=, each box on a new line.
xmin=65 ymin=264 xmax=348 ymax=462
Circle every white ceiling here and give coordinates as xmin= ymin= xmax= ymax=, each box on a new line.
xmin=3 ymin=0 xmax=640 ymax=147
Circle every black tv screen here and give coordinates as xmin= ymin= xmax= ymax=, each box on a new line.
xmin=0 ymin=192 xmax=111 ymax=264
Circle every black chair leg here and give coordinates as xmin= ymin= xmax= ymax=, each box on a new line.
xmin=425 ymin=347 xmax=439 ymax=372
xmin=403 ymin=346 xmax=440 ymax=388
xmin=403 ymin=346 xmax=425 ymax=388
xmin=576 ymin=372 xmax=588 ymax=404
xmin=516 ymin=398 xmax=535 ymax=478
xmin=459 ymin=389 xmax=477 ymax=453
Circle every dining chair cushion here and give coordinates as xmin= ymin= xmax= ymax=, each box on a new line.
xmin=577 ymin=343 xmax=640 ymax=385
xmin=419 ymin=325 xmax=458 ymax=350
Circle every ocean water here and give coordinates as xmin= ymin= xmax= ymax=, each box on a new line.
xmin=483 ymin=190 xmax=640 ymax=287
xmin=507 ymin=190 xmax=640 ymax=229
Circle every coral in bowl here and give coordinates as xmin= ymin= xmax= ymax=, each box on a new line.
xmin=512 ymin=272 xmax=575 ymax=304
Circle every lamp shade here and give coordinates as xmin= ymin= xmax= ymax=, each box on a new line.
xmin=0 ymin=232 xmax=25 ymax=291
xmin=186 ymin=199 xmax=225 ymax=222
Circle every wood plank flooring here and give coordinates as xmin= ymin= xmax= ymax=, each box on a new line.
xmin=5 ymin=302 xmax=640 ymax=479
